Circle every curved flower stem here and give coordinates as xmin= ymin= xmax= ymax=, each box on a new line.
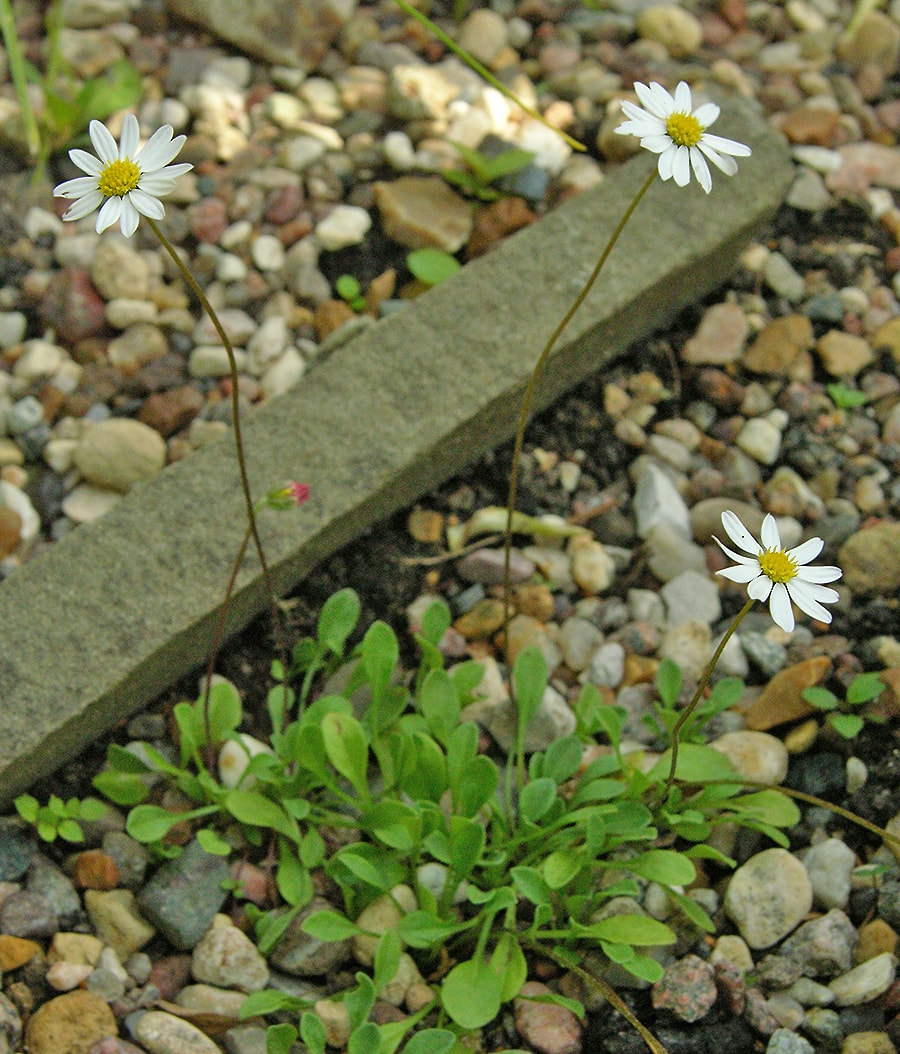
xmin=520 ymin=938 xmax=670 ymax=1054
xmin=654 ymin=597 xmax=754 ymax=807
xmin=501 ymin=168 xmax=657 ymax=652
xmin=147 ymin=219 xmax=288 ymax=731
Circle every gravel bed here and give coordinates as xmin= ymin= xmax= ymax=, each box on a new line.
xmin=2 ymin=0 xmax=900 ymax=1052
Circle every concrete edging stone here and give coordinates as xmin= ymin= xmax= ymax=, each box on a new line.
xmin=0 ymin=97 xmax=792 ymax=805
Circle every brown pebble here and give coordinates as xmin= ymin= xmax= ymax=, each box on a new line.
xmin=856 ymin=919 xmax=899 ymax=964
xmin=743 ymin=657 xmax=831 ymax=731
xmin=73 ymin=850 xmax=121 ymax=891
xmin=407 ymin=507 xmax=444 ymax=544
xmin=314 ymin=299 xmax=355 ymax=340
xmin=622 ymin=653 xmax=658 ymax=686
xmin=453 ymin=598 xmax=506 ymax=639
xmin=743 ymin=315 xmax=814 ymax=379
xmin=0 ymin=506 xmax=22 ymax=558
xmin=467 ymin=197 xmax=536 ymax=258
xmin=0 ymin=934 xmax=41 ymax=971
xmin=513 ymin=583 xmax=555 ymax=621
xmin=25 ymin=990 xmax=117 ymax=1054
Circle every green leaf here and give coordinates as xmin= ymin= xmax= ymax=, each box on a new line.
xmin=365 ymin=800 xmax=422 ymax=852
xmin=277 ymin=840 xmax=313 ymax=907
xmin=373 ymin=929 xmax=403 ymax=993
xmin=667 ymin=890 xmax=715 ymax=933
xmin=301 ymin=1011 xmax=328 ymax=1054
xmin=622 ymin=850 xmax=695 ymax=886
xmin=348 ymin=1022 xmax=381 ymax=1054
xmin=362 ymin=621 xmax=399 ymax=703
xmin=491 ymin=932 xmax=527 ymax=1002
xmin=519 ymin=778 xmax=558 ymax=822
xmin=300 ymin=828 xmax=326 ymax=869
xmin=481 ymin=147 xmax=534 ymax=182
xmin=92 ymin=767 xmax=150 ymax=805
xmin=541 ymin=736 xmax=583 ymax=784
xmin=398 ymin=911 xmax=471 ymax=948
xmin=338 ymin=848 xmax=393 ymax=892
xmin=240 ymin=989 xmax=300 ymax=1018
xmin=647 ymin=744 xmax=739 ymax=784
xmin=266 ymin=1023 xmax=299 ymax=1054
xmin=729 ymin=789 xmax=800 ymax=829
xmin=441 ymin=958 xmax=504 ymax=1029
xmin=302 ymin=910 xmax=362 ymax=941
xmin=619 ymin=950 xmax=665 ymax=984
xmin=126 ymin=804 xmax=187 ymax=843
xmin=828 ymin=713 xmax=864 ymax=739
xmin=346 ymin=974 xmax=376 ymax=1032
xmin=336 ymin=274 xmax=362 ymax=301
xmin=402 ymin=1030 xmax=456 ymax=1054
xmin=321 ymin=711 xmax=370 ymax=798
xmin=419 ymin=669 xmax=461 ymax=742
xmin=656 ymin=658 xmax=682 ymax=709
xmin=802 ymin=686 xmax=838 ymax=711
xmin=398 ymin=732 xmax=447 ymax=802
xmin=224 ymin=790 xmax=299 ymax=841
xmin=449 ymin=815 xmax=486 ymax=879
xmin=522 ymin=991 xmax=585 ymax=1019
xmin=14 ymin=794 xmax=39 ymax=823
xmin=579 ymin=915 xmax=676 ymax=946
xmin=457 ymin=754 xmax=498 ymax=818
xmin=407 ymin=248 xmax=461 ymax=287
xmin=510 ymin=866 xmax=552 ymax=906
xmin=56 ymin=819 xmax=85 ymax=843
xmin=318 ymin=588 xmax=362 ymax=654
xmin=203 ymin=681 xmax=243 ymax=742
xmin=847 ymin=672 xmax=885 ymax=705
xmin=514 ymin=647 xmax=547 ymax=732
xmin=196 ymin=828 xmax=232 ymax=855
xmin=543 ymin=850 xmax=583 ymax=890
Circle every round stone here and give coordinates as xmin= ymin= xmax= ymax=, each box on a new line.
xmin=725 ymin=848 xmax=813 ymax=949
xmin=709 ymin=731 xmax=789 ymax=785
xmin=74 ymin=419 xmax=167 ymax=493
xmin=25 ymin=990 xmax=117 ymax=1054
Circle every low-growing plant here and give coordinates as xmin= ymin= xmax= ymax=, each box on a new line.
xmin=406 ymin=248 xmax=461 ymax=288
xmin=442 ymin=141 xmax=535 ymax=201
xmin=802 ymin=671 xmax=886 ymax=740
xmin=87 ymin=589 xmax=804 ymax=1051
xmin=827 ymin=382 xmax=868 ymax=410
xmin=336 ymin=274 xmax=369 ymax=313
xmin=14 ymin=793 xmax=107 ymax=843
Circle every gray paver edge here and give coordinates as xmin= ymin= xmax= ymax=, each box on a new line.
xmin=0 ymin=98 xmax=792 ymax=805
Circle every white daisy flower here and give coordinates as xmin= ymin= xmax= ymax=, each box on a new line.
xmin=53 ymin=115 xmax=193 ymax=238
xmin=714 ymin=511 xmax=842 ymax=633
xmin=615 ymin=81 xmax=751 ymax=194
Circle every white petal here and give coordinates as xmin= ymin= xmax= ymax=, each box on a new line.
xmin=641 ymin=133 xmax=675 ymax=153
xmin=692 ymin=102 xmax=720 ymax=128
xmin=156 ymin=162 xmax=193 ymax=180
xmin=119 ymin=114 xmax=139 ymax=160
xmin=621 ymin=117 xmax=666 ymax=139
xmin=795 ymin=564 xmax=842 ymax=585
xmin=786 ymin=579 xmax=834 ymax=624
xmin=768 ymin=583 xmax=795 ymax=632
xmin=717 ymin=564 xmax=763 ymax=584
xmin=700 ymin=132 xmax=752 ymax=157
xmin=721 ymin=511 xmax=762 ymax=556
xmin=759 ymin=514 xmax=781 ymax=550
xmin=792 ymin=579 xmax=840 ymax=605
xmin=671 ymin=146 xmax=691 ymax=186
xmin=89 ymin=120 xmax=119 ymax=164
xmin=747 ymin=575 xmax=773 ymax=602
xmin=54 ymin=175 xmax=100 ymax=198
xmin=137 ymin=128 xmax=186 ymax=172
xmin=786 ymin=536 xmax=823 ymax=565
xmin=672 ymin=81 xmax=692 ymax=113
xmin=119 ymin=199 xmax=140 ymax=237
xmin=62 ymin=191 xmax=103 ymax=220
xmin=67 ymin=149 xmax=103 ymax=176
xmin=689 ymin=147 xmax=712 ymax=193
xmin=713 ymin=537 xmax=758 ymax=566
xmin=635 ymin=81 xmax=674 ymax=118
xmin=129 ymin=188 xmax=165 ymax=220
xmin=697 ymin=141 xmax=738 ymax=177
xmin=137 ymin=176 xmax=175 ymax=197
xmin=657 ymin=145 xmax=676 ymax=181
xmin=96 ymin=195 xmax=123 ymax=234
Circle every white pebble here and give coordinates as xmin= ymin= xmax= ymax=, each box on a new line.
xmin=315 ymin=205 xmax=372 ymax=251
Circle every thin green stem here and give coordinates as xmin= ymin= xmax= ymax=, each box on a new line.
xmin=147 ymin=218 xmax=289 ymax=717
xmin=501 ymin=168 xmax=658 ymax=648
xmin=0 ymin=0 xmax=41 ymax=160
xmin=654 ymin=597 xmax=755 ymax=807
xmin=520 ymin=938 xmax=670 ymax=1054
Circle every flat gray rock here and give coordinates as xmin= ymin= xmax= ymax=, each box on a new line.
xmin=0 ymin=97 xmax=792 ymax=806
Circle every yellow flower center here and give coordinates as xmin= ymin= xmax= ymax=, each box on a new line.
xmin=665 ymin=112 xmax=703 ymax=148
xmin=758 ymin=548 xmax=797 ymax=584
xmin=97 ymin=158 xmax=141 ymax=198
